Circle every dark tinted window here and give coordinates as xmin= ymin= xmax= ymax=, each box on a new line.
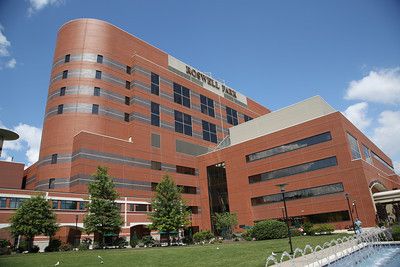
xmin=200 ymin=95 xmax=215 ymax=117
xmin=94 ymin=87 xmax=100 ymax=96
xmin=64 ymin=54 xmax=70 ymax=63
xmin=125 ymin=81 xmax=131 ymax=89
xmin=176 ymin=165 xmax=196 ymax=175
xmin=97 ymin=55 xmax=103 ymax=63
xmin=126 ymin=65 xmax=131 ymax=74
xmin=180 ymin=186 xmax=197 ymax=194
xmin=92 ymin=104 xmax=99 ymax=114
xmin=151 ymin=161 xmax=162 ymax=170
xmin=57 ymin=104 xmax=63 ymax=114
xmin=60 ymin=87 xmax=66 ymax=96
xmin=52 ymin=200 xmax=59 ymax=209
xmin=151 ymin=73 xmax=160 ymax=95
xmin=95 ymin=70 xmax=102 ymax=79
xmin=48 ymin=178 xmax=55 ymax=189
xmin=244 ymin=115 xmax=253 ymax=122
xmin=174 ymin=110 xmax=192 ymax=136
xmin=251 ymin=183 xmax=344 ymax=206
xmin=124 ymin=113 xmax=129 ymax=122
xmin=202 ymin=120 xmax=217 ymax=143
xmin=125 ymin=96 xmax=130 ymax=105
xmin=246 ymin=132 xmax=332 ymax=162
xmin=173 ymin=83 xmax=190 ymax=108
xmin=0 ymin=197 xmax=6 ymax=208
xmin=135 ymin=204 xmax=148 ymax=212
xmin=226 ymin=106 xmax=238 ymax=125
xmin=62 ymin=70 xmax=68 ymax=79
xmin=151 ymin=102 xmax=160 ymax=127
xmin=61 ymin=200 xmax=77 ymax=210
xmin=51 ymin=154 xmax=57 ymax=164
xmin=9 ymin=198 xmax=25 ymax=209
xmin=249 ymin=156 xmax=338 ymax=184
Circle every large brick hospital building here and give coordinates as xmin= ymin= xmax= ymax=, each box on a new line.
xmin=0 ymin=19 xmax=399 ymax=245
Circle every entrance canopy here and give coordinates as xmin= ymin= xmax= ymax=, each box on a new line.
xmin=373 ymin=189 xmax=400 ymax=204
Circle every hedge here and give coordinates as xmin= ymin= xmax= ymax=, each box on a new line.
xmin=250 ymin=220 xmax=287 ymax=240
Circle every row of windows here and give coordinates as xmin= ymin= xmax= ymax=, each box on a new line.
xmin=149 ymin=161 xmax=196 ymax=175
xmin=64 ymin=54 xmax=132 ymax=75
xmin=56 ymin=103 xmax=130 ymax=122
xmin=246 ymin=132 xmax=332 ymax=162
xmin=61 ymin=69 xmax=131 ymax=89
xmin=248 ymin=156 xmax=338 ymax=184
xmin=151 ymin=183 xmax=197 ymax=194
xmin=251 ymin=183 xmax=344 ymax=206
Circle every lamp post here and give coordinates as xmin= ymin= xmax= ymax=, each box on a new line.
xmin=352 ymin=201 xmax=359 ymax=219
xmin=75 ymin=215 xmax=79 ymax=247
xmin=276 ymin=183 xmax=293 ymax=255
xmin=345 ymin=193 xmax=356 ymax=234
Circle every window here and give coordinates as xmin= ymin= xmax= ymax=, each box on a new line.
xmin=126 ymin=66 xmax=131 ymax=74
xmin=125 ymin=81 xmax=131 ymax=89
xmin=124 ymin=113 xmax=130 ymax=122
xmin=9 ymin=198 xmax=25 ymax=209
xmin=60 ymin=87 xmax=66 ymax=96
xmin=57 ymin=104 xmax=63 ymax=114
xmin=52 ymin=200 xmax=59 ymax=209
xmin=79 ymin=202 xmax=85 ymax=210
xmin=135 ymin=204 xmax=148 ymax=212
xmin=94 ymin=87 xmax=100 ymax=96
xmin=173 ymin=83 xmax=190 ymax=108
xmin=151 ymin=102 xmax=160 ymax=127
xmin=226 ymin=106 xmax=238 ymax=125
xmin=92 ymin=104 xmax=99 ymax=114
xmin=188 ymin=206 xmax=199 ymax=214
xmin=347 ymin=133 xmax=361 ymax=160
xmin=97 ymin=54 xmax=103 ymax=63
xmin=95 ymin=70 xmax=102 ymax=79
xmin=176 ymin=165 xmax=196 ymax=175
xmin=62 ymin=70 xmax=68 ymax=79
xmin=180 ymin=186 xmax=197 ymax=194
xmin=125 ymin=96 xmax=130 ymax=105
xmin=371 ymin=151 xmax=394 ymax=171
xmin=249 ymin=156 xmax=338 ymax=184
xmin=0 ymin=197 xmax=6 ymax=208
xmin=246 ymin=132 xmax=332 ymax=162
xmin=61 ymin=200 xmax=77 ymax=210
xmin=200 ymin=95 xmax=215 ymax=117
xmin=64 ymin=54 xmax=70 ymax=63
xmin=251 ymin=183 xmax=344 ymax=206
xmin=151 ymin=161 xmax=162 ymax=170
xmin=151 ymin=73 xmax=160 ymax=95
xmin=244 ymin=115 xmax=253 ymax=122
xmin=202 ymin=120 xmax=217 ymax=143
xmin=174 ymin=110 xmax=192 ymax=136
xmin=362 ymin=145 xmax=372 ymax=164
xmin=48 ymin=178 xmax=55 ymax=189
xmin=51 ymin=154 xmax=58 ymax=164
xmin=21 ymin=176 xmax=27 ymax=189
xmin=151 ymin=133 xmax=160 ymax=148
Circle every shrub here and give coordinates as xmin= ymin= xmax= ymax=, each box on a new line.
xmin=79 ymin=238 xmax=92 ymax=250
xmin=250 ymin=220 xmax=287 ymax=240
xmin=59 ymin=243 xmax=73 ymax=251
xmin=303 ymin=222 xmax=314 ymax=235
xmin=17 ymin=240 xmax=29 ymax=253
xmin=130 ymin=234 xmax=139 ymax=248
xmin=290 ymin=228 xmax=302 ymax=237
xmin=45 ymin=238 xmax=61 ymax=252
xmin=0 ymin=247 xmax=11 ymax=255
xmin=113 ymin=237 xmax=128 ymax=248
xmin=392 ymin=225 xmax=400 ymax=241
xmin=0 ymin=239 xmax=10 ymax=248
xmin=141 ymin=235 xmax=155 ymax=247
xmin=29 ymin=245 xmax=40 ymax=253
xmin=193 ymin=230 xmax=215 ymax=243
xmin=312 ymin=224 xmax=335 ymax=235
xmin=241 ymin=230 xmax=253 ymax=241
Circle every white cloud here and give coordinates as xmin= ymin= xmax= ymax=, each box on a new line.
xmin=371 ymin=110 xmax=400 ymax=160
xmin=342 ymin=102 xmax=372 ymax=131
xmin=345 ymin=68 xmax=400 ymax=105
xmin=5 ymin=58 xmax=16 ymax=69
xmin=0 ymin=25 xmax=11 ymax=57
xmin=28 ymin=0 xmax=64 ymax=16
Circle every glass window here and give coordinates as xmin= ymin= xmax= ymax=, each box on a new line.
xmin=180 ymin=186 xmax=197 ymax=194
xmin=176 ymin=165 xmax=196 ymax=175
xmin=173 ymin=83 xmax=190 ymax=108
xmin=151 ymin=133 xmax=160 ymax=148
xmin=60 ymin=87 xmax=66 ymax=96
xmin=371 ymin=151 xmax=394 ymax=171
xmin=188 ymin=206 xmax=199 ymax=214
xmin=95 ymin=70 xmax=102 ymax=79
xmin=0 ymin=197 xmax=6 ymax=208
xmin=126 ymin=66 xmax=131 ymax=74
xmin=9 ymin=198 xmax=25 ymax=209
xmin=51 ymin=154 xmax=57 ymax=164
xmin=151 ymin=73 xmax=160 ymax=96
xmin=151 ymin=161 xmax=162 ymax=170
xmin=124 ymin=113 xmax=129 ymax=122
xmin=79 ymin=202 xmax=85 ymax=210
xmin=94 ymin=87 xmax=100 ymax=96
xmin=308 ymin=210 xmax=350 ymax=224
xmin=57 ymin=104 xmax=63 ymax=114
xmin=174 ymin=110 xmax=192 ymax=136
xmin=251 ymin=183 xmax=344 ymax=206
xmin=61 ymin=200 xmax=77 ymax=210
xmin=135 ymin=204 xmax=148 ymax=212
xmin=48 ymin=178 xmax=55 ymax=189
xmin=347 ymin=133 xmax=361 ymax=160
xmin=226 ymin=106 xmax=238 ymax=125
xmin=52 ymin=200 xmax=59 ymax=209
xmin=62 ymin=70 xmax=68 ymax=79
xmin=125 ymin=96 xmax=130 ymax=105
xmin=97 ymin=55 xmax=103 ymax=63
xmin=64 ymin=54 xmax=70 ymax=63
xmin=125 ymin=81 xmax=131 ymax=89
xmin=244 ymin=115 xmax=253 ymax=122
xmin=202 ymin=120 xmax=217 ymax=143
xmin=151 ymin=102 xmax=160 ymax=127
xmin=249 ymin=156 xmax=338 ymax=184
xmin=246 ymin=132 xmax=332 ymax=162
xmin=362 ymin=145 xmax=372 ymax=164
xmin=200 ymin=95 xmax=215 ymax=117
xmin=92 ymin=104 xmax=99 ymax=115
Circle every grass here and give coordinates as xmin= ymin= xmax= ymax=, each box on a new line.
xmin=0 ymin=234 xmax=350 ymax=267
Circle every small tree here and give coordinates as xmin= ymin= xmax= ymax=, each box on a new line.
xmin=10 ymin=195 xmax=58 ymax=250
xmin=213 ymin=212 xmax=238 ymax=239
xmin=84 ymin=166 xmax=123 ymax=247
xmin=149 ymin=174 xmax=190 ymax=245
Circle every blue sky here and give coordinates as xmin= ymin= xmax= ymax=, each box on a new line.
xmin=0 ymin=0 xmax=399 ymax=171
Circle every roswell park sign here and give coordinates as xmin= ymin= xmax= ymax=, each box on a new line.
xmin=185 ymin=66 xmax=237 ymax=98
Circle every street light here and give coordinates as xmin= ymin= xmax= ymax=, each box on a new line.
xmin=345 ymin=193 xmax=356 ymax=234
xmin=75 ymin=215 xmax=79 ymax=247
xmin=276 ymin=183 xmax=293 ymax=255
xmin=352 ymin=201 xmax=359 ymax=219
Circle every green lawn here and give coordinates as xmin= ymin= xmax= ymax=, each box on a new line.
xmin=0 ymin=234 xmax=349 ymax=267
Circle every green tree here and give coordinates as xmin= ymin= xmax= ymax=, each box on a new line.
xmin=213 ymin=212 xmax=238 ymax=239
xmin=149 ymin=174 xmax=190 ymax=245
xmin=10 ymin=195 xmax=58 ymax=250
xmin=83 ymin=166 xmax=123 ymax=247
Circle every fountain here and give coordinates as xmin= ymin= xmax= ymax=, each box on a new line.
xmin=265 ymin=227 xmax=398 ymax=266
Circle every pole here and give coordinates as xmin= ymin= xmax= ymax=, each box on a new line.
xmin=345 ymin=193 xmax=356 ymax=234
xmin=353 ymin=201 xmax=359 ymax=219
xmin=282 ymin=190 xmax=293 ymax=255
xmin=75 ymin=215 xmax=79 ymax=247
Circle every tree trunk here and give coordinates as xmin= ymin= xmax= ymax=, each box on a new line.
xmin=167 ymin=231 xmax=170 ymax=246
